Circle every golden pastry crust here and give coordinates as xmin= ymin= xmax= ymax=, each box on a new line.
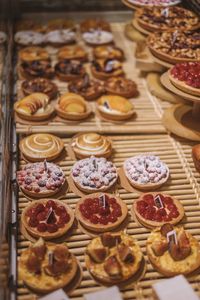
xmin=58 ymin=45 xmax=87 ymax=61
xmin=21 ymin=78 xmax=58 ymax=100
xmin=55 ymin=60 xmax=86 ymax=82
xmin=91 ymin=59 xmax=124 ymax=80
xmin=104 ymin=77 xmax=138 ymax=98
xmin=80 ymin=19 xmax=111 ymax=33
xmin=19 ymin=47 xmax=49 ymax=62
xmin=93 ymin=45 xmax=124 ymax=61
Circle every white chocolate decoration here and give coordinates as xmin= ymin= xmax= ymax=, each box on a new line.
xmin=82 ymin=30 xmax=113 ymax=45
xmin=14 ymin=31 xmax=45 ymax=45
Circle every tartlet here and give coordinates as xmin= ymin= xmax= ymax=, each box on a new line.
xmin=58 ymin=45 xmax=88 ymax=61
xmin=93 ymin=45 xmax=124 ymax=60
xmin=82 ymin=31 xmax=113 ymax=46
xmin=19 ymin=60 xmax=54 ymax=80
xmin=104 ymin=77 xmax=138 ymax=98
xmin=55 ymin=60 xmax=86 ymax=82
xmin=21 ymin=78 xmax=58 ymax=100
xmin=91 ymin=59 xmax=124 ymax=80
xmin=80 ymin=19 xmax=111 ymax=33
xmin=15 ymin=31 xmax=45 ymax=46
xmin=45 ymin=30 xmax=76 ymax=46
xmin=46 ymin=19 xmax=75 ymax=32
xmin=19 ymin=47 xmax=49 ymax=62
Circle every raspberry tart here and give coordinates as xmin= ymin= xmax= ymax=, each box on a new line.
xmin=91 ymin=59 xmax=124 ymax=80
xmin=21 ymin=78 xmax=58 ymax=100
xmin=104 ymin=77 xmax=138 ymax=98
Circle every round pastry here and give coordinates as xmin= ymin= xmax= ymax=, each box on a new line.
xmin=71 ymin=156 xmax=118 ymax=193
xmin=14 ymin=93 xmax=54 ymax=121
xmin=16 ymin=20 xmax=44 ymax=33
xmin=147 ymin=224 xmax=200 ymax=276
xmin=82 ymin=30 xmax=113 ymax=46
xmin=125 ymin=0 xmax=181 ymax=7
xmin=56 ymin=92 xmax=91 ymax=120
xmin=19 ymin=47 xmax=49 ymax=62
xmin=169 ymin=62 xmax=200 ymax=97
xmin=76 ymin=193 xmax=128 ymax=232
xmin=58 ymin=45 xmax=88 ymax=62
xmin=46 ymin=19 xmax=75 ymax=32
xmin=80 ymin=19 xmax=111 ymax=33
xmin=21 ymin=199 xmax=74 ymax=239
xmin=19 ymin=238 xmax=78 ymax=293
xmin=55 ymin=60 xmax=86 ymax=82
xmin=192 ymin=144 xmax=200 ymax=173
xmin=85 ymin=232 xmax=143 ymax=283
xmin=45 ymin=30 xmax=76 ymax=46
xmin=93 ymin=45 xmax=124 ymax=61
xmin=68 ymin=73 xmax=105 ymax=101
xmin=97 ymin=95 xmax=135 ymax=121
xmin=71 ymin=133 xmax=112 ymax=159
xmin=14 ymin=31 xmax=45 ymax=46
xmin=104 ymin=77 xmax=138 ymax=98
xmin=123 ymin=154 xmax=169 ymax=190
xmin=19 ymin=60 xmax=54 ymax=80
xmin=21 ymin=78 xmax=58 ymax=100
xmin=91 ymin=59 xmax=124 ymax=80
xmin=132 ymin=193 xmax=184 ymax=229
xmin=17 ymin=162 xmax=66 ymax=198
xmin=19 ymin=133 xmax=64 ymax=162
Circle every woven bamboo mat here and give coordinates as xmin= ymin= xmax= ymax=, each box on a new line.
xmin=17 ymin=134 xmax=200 ymax=300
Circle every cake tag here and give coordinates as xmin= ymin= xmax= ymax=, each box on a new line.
xmin=161 ymin=7 xmax=169 ymax=18
xmin=171 ymin=30 xmax=178 ymax=46
xmin=48 ymin=251 xmax=54 ymax=266
xmin=99 ymin=194 xmax=106 ymax=208
xmin=167 ymin=230 xmax=178 ymax=245
xmin=154 ymin=195 xmax=164 ymax=209
xmin=44 ymin=159 xmax=48 ymax=172
xmin=46 ymin=207 xmax=53 ymax=223
xmin=92 ymin=157 xmax=98 ymax=170
xmin=103 ymin=100 xmax=110 ymax=110
xmin=105 ymin=60 xmax=114 ymax=72
xmin=39 ymin=289 xmax=70 ymax=300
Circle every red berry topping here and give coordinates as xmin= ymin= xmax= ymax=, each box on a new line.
xmin=37 ymin=223 xmax=47 ymax=232
xmin=47 ymin=223 xmax=58 ymax=233
xmin=46 ymin=200 xmax=57 ymax=210
xmin=28 ymin=217 xmax=39 ymax=227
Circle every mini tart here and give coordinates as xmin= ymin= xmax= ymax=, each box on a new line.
xmin=17 ymin=162 xmax=66 ymax=198
xmin=82 ymin=31 xmax=113 ymax=46
xmin=46 ymin=19 xmax=75 ymax=32
xmin=97 ymin=95 xmax=135 ymax=121
xmin=168 ymin=62 xmax=200 ymax=97
xmin=123 ymin=154 xmax=169 ymax=191
xmin=192 ymin=144 xmax=200 ymax=173
xmin=14 ymin=93 xmax=54 ymax=121
xmin=19 ymin=133 xmax=64 ymax=162
xmin=85 ymin=232 xmax=143 ymax=283
xmin=45 ymin=30 xmax=76 ymax=46
xmin=80 ymin=19 xmax=111 ymax=33
xmin=71 ymin=132 xmax=112 ymax=159
xmin=132 ymin=193 xmax=184 ymax=229
xmin=14 ymin=31 xmax=45 ymax=46
xmin=104 ymin=77 xmax=138 ymax=98
xmin=55 ymin=60 xmax=86 ymax=82
xmin=19 ymin=238 xmax=78 ymax=293
xmin=93 ymin=45 xmax=124 ymax=61
xmin=21 ymin=78 xmax=58 ymax=100
xmin=76 ymin=193 xmax=128 ymax=232
xmin=71 ymin=156 xmax=118 ymax=193
xmin=19 ymin=47 xmax=49 ymax=62
xmin=58 ymin=45 xmax=88 ymax=62
xmin=91 ymin=59 xmax=124 ymax=80
xmin=146 ymin=225 xmax=200 ymax=276
xmin=19 ymin=60 xmax=54 ymax=80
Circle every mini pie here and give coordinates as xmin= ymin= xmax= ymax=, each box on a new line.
xmin=104 ymin=77 xmax=138 ymax=98
xmin=169 ymin=62 xmax=200 ymax=96
xmin=93 ymin=45 xmax=124 ymax=61
xmin=19 ymin=238 xmax=78 ymax=293
xmin=19 ymin=60 xmax=54 ymax=80
xmin=14 ymin=31 xmax=45 ymax=46
xmin=14 ymin=93 xmax=54 ymax=121
xmin=91 ymin=59 xmax=124 ymax=80
xmin=17 ymin=162 xmax=66 ymax=198
xmin=55 ymin=60 xmax=86 ymax=82
xmin=19 ymin=47 xmax=49 ymax=62
xmin=132 ymin=193 xmax=184 ymax=229
xmin=21 ymin=78 xmax=58 ymax=100
xmin=97 ymin=95 xmax=135 ymax=121
xmin=71 ymin=132 xmax=112 ymax=159
xmin=123 ymin=154 xmax=169 ymax=190
xmin=126 ymin=0 xmax=181 ymax=7
xmin=19 ymin=133 xmax=64 ymax=162
xmin=192 ymin=144 xmax=200 ymax=173
xmin=147 ymin=224 xmax=200 ymax=276
xmin=21 ymin=199 xmax=74 ymax=239
xmin=85 ymin=232 xmax=143 ymax=283
xmin=16 ymin=20 xmax=44 ymax=33
xmin=58 ymin=45 xmax=88 ymax=61
xmin=71 ymin=156 xmax=118 ymax=193
xmin=80 ymin=19 xmax=111 ymax=33
xmin=45 ymin=30 xmax=76 ymax=46
xmin=46 ymin=19 xmax=75 ymax=32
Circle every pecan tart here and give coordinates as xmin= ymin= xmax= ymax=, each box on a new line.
xmin=55 ymin=59 xmax=86 ymax=82
xmin=93 ymin=45 xmax=124 ymax=61
xmin=15 ymin=31 xmax=45 ymax=46
xmin=91 ymin=59 xmax=124 ymax=80
xmin=19 ymin=60 xmax=54 ymax=80
xmin=104 ymin=77 xmax=138 ymax=98
xmin=19 ymin=46 xmax=49 ymax=62
xmin=58 ymin=45 xmax=88 ymax=61
xmin=21 ymin=78 xmax=58 ymax=100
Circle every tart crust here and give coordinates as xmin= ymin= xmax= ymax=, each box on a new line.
xmin=19 ymin=46 xmax=49 ymax=62
xmin=21 ymin=78 xmax=58 ymax=100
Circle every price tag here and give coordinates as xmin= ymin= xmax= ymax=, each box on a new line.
xmin=48 ymin=251 xmax=54 ymax=266
xmin=171 ymin=30 xmax=178 ymax=46
xmin=44 ymin=159 xmax=48 ymax=172
xmin=167 ymin=230 xmax=178 ymax=245
xmin=46 ymin=207 xmax=53 ymax=223
xmin=99 ymin=194 xmax=106 ymax=208
xmin=39 ymin=289 xmax=70 ymax=300
xmin=92 ymin=157 xmax=97 ymax=170
xmin=161 ymin=8 xmax=169 ymax=18
xmin=154 ymin=195 xmax=164 ymax=209
xmin=103 ymin=100 xmax=110 ymax=109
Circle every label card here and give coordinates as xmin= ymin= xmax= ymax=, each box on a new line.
xmin=39 ymin=289 xmax=70 ymax=300
xmin=103 ymin=100 xmax=110 ymax=109
xmin=46 ymin=207 xmax=53 ymax=223
xmin=167 ymin=230 xmax=178 ymax=245
xmin=99 ymin=194 xmax=106 ymax=208
xmin=154 ymin=195 xmax=164 ymax=209
xmin=44 ymin=159 xmax=48 ymax=172
xmin=48 ymin=251 xmax=54 ymax=266
xmin=162 ymin=8 xmax=169 ymax=18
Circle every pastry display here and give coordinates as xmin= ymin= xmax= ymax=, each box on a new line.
xmin=21 ymin=199 xmax=74 ymax=239
xmin=169 ymin=62 xmax=200 ymax=96
xmin=17 ymin=162 xmax=66 ymax=198
xmin=80 ymin=19 xmax=111 ymax=33
xmin=21 ymin=78 xmax=58 ymax=100
xmin=104 ymin=77 xmax=138 ymax=98
xmin=75 ymin=193 xmax=128 ymax=232
xmin=132 ymin=193 xmax=184 ymax=229
xmin=19 ymin=60 xmax=54 ymax=80
xmin=45 ymin=30 xmax=76 ymax=46
xmin=82 ymin=31 xmax=113 ymax=46
xmin=147 ymin=224 xmax=200 ymax=276
xmin=46 ymin=19 xmax=75 ymax=32
xmin=58 ymin=45 xmax=88 ymax=62
xmin=123 ymin=154 xmax=169 ymax=190
xmin=97 ymin=95 xmax=135 ymax=121
xmin=126 ymin=0 xmax=181 ymax=7
xmin=55 ymin=60 xmax=86 ymax=82
xmin=85 ymin=232 xmax=143 ymax=283
xmin=71 ymin=132 xmax=112 ymax=159
xmin=14 ymin=93 xmax=54 ymax=121
xmin=192 ymin=144 xmax=200 ymax=173
xmin=14 ymin=31 xmax=45 ymax=46
xmin=91 ymin=59 xmax=124 ymax=80
xmin=19 ymin=238 xmax=78 ymax=293
xmin=93 ymin=45 xmax=124 ymax=61
xmin=19 ymin=47 xmax=49 ymax=62
xmin=19 ymin=133 xmax=64 ymax=162
xmin=71 ymin=156 xmax=118 ymax=193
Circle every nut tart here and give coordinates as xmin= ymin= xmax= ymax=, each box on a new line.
xmin=91 ymin=59 xmax=124 ymax=80
xmin=17 ymin=162 xmax=66 ymax=198
xmin=58 ymin=45 xmax=88 ymax=61
xmin=192 ymin=144 xmax=200 ymax=173
xmin=21 ymin=78 xmax=58 ymax=100
xmin=14 ymin=93 xmax=54 ymax=121
xmin=46 ymin=19 xmax=75 ymax=32
xmin=19 ymin=238 xmax=78 ymax=293
xmin=56 ymin=93 xmax=91 ymax=121
xmin=97 ymin=95 xmax=135 ymax=121
xmin=19 ymin=60 xmax=54 ymax=80
xmin=93 ymin=45 xmax=124 ymax=61
xmin=19 ymin=47 xmax=49 ymax=62
xmin=19 ymin=133 xmax=64 ymax=162
xmin=45 ymin=30 xmax=76 ymax=46
xmin=55 ymin=60 xmax=86 ymax=82
xmin=146 ymin=224 xmax=200 ymax=276
xmin=123 ymin=154 xmax=169 ymax=191
xmin=71 ymin=132 xmax=112 ymax=159
xmin=22 ymin=199 xmax=74 ymax=239
xmin=126 ymin=0 xmax=181 ymax=7
xmin=71 ymin=156 xmax=118 ymax=193
xmin=80 ymin=19 xmax=111 ymax=34
xmin=104 ymin=77 xmax=138 ymax=98
xmin=15 ymin=31 xmax=45 ymax=46
xmin=85 ymin=232 xmax=143 ymax=283
xmin=76 ymin=193 xmax=128 ymax=232
xmin=169 ymin=62 xmax=200 ymax=97
xmin=132 ymin=193 xmax=184 ymax=229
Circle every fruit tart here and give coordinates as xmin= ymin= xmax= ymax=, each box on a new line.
xmin=93 ymin=45 xmax=124 ymax=61
xmin=132 ymin=193 xmax=184 ymax=229
xmin=80 ymin=19 xmax=111 ymax=33
xmin=15 ymin=31 xmax=45 ymax=46
xmin=147 ymin=224 xmax=200 ymax=276
xmin=19 ymin=238 xmax=78 ymax=293
xmin=19 ymin=47 xmax=49 ymax=62
xmin=19 ymin=60 xmax=54 ymax=80
xmin=58 ymin=45 xmax=88 ymax=62
xmin=104 ymin=77 xmax=138 ymax=98
xmin=21 ymin=78 xmax=58 ymax=100
xmin=55 ymin=59 xmax=86 ymax=82
xmin=192 ymin=144 xmax=200 ymax=173
xmin=17 ymin=162 xmax=66 ymax=198
xmin=71 ymin=156 xmax=118 ymax=193
xmin=91 ymin=59 xmax=124 ymax=80
xmin=123 ymin=154 xmax=169 ymax=191
xmin=45 ymin=29 xmax=76 ymax=46
xmin=85 ymin=232 xmax=143 ymax=283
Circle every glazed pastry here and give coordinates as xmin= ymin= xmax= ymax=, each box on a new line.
xmin=68 ymin=73 xmax=105 ymax=100
xmin=71 ymin=132 xmax=112 ymax=159
xmin=17 ymin=162 xmax=66 ymax=198
xmin=80 ymin=19 xmax=111 ymax=33
xmin=14 ymin=93 xmax=54 ymax=121
xmin=19 ymin=47 xmax=49 ymax=62
xmin=14 ymin=31 xmax=45 ymax=46
xmin=192 ymin=144 xmax=200 ymax=173
xmin=19 ymin=238 xmax=78 ymax=293
xmin=19 ymin=60 xmax=54 ymax=80
xmin=93 ymin=45 xmax=124 ymax=61
xmin=71 ymin=156 xmax=118 ymax=193
xmin=104 ymin=77 xmax=138 ymax=98
xmin=46 ymin=19 xmax=75 ymax=32
xmin=85 ymin=232 xmax=143 ymax=283
xmin=91 ymin=59 xmax=124 ymax=80
xmin=147 ymin=224 xmax=200 ymax=276
xmin=97 ymin=95 xmax=135 ymax=121
xmin=58 ymin=45 xmax=88 ymax=61
xmin=124 ymin=154 xmax=169 ymax=190
xmin=55 ymin=60 xmax=86 ymax=82
xmin=82 ymin=30 xmax=113 ymax=46
xmin=126 ymin=0 xmax=181 ymax=7
xmin=45 ymin=30 xmax=76 ymax=46
xmin=19 ymin=133 xmax=64 ymax=162
xmin=21 ymin=78 xmax=58 ymax=100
